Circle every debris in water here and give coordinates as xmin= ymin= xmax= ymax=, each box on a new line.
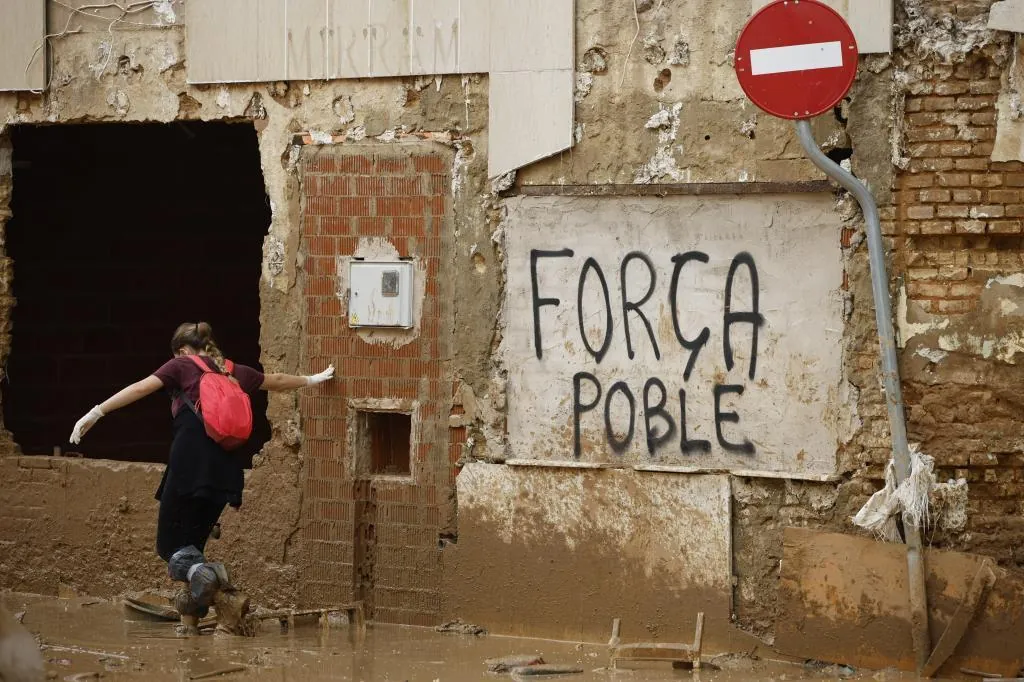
xmin=485 ymin=654 xmax=545 ymax=672
xmin=434 ymin=619 xmax=487 ymax=636
xmin=510 ymin=663 xmax=584 ymax=676
xmin=189 ymin=664 xmax=246 ymax=679
xmin=803 ymin=660 xmax=856 ymax=678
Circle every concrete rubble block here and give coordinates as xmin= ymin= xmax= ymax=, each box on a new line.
xmin=777 ymin=527 xmax=1024 ymax=678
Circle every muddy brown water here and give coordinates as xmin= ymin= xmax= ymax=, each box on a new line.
xmin=4 ymin=594 xmax=930 ymax=681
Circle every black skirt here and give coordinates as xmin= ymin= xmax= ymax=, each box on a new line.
xmin=155 ymin=409 xmax=244 ymax=508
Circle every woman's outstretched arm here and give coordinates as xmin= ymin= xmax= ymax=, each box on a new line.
xmin=260 ymin=364 xmax=335 ymax=392
xmin=69 ymin=376 xmax=164 ymax=444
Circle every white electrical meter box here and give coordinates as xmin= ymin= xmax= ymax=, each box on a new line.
xmin=348 ymin=260 xmax=415 ymax=328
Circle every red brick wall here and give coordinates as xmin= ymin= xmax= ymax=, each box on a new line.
xmin=298 ymin=144 xmax=454 ymax=624
xmin=878 ymin=50 xmax=1024 ymax=561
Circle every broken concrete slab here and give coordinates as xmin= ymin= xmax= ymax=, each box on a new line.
xmin=776 ymin=528 xmax=1024 ymax=678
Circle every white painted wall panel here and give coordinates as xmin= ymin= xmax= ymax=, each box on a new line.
xmin=410 ymin=0 xmax=460 ymax=75
xmin=257 ymin=0 xmax=290 ymax=81
xmin=368 ymin=0 xmax=411 ymax=76
xmin=458 ymin=0 xmax=491 ymax=73
xmin=490 ymin=0 xmax=574 ymax=72
xmin=751 ymin=0 xmax=892 ymax=53
xmin=501 ymin=194 xmax=847 ymax=477
xmin=184 ymin=0 xmax=577 ymax=178
xmin=186 ymin=0 xmax=288 ymax=83
xmin=488 ymin=70 xmax=574 ymax=178
xmin=0 ymin=0 xmax=46 ymax=91
xmin=287 ymin=0 xmax=330 ymax=80
xmin=848 ymin=0 xmax=893 ymax=53
xmin=329 ymin=0 xmax=371 ymax=78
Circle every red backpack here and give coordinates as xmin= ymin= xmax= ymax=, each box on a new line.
xmin=182 ymin=355 xmax=254 ymax=450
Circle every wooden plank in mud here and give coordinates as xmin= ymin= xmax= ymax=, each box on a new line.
xmin=776 ymin=527 xmax=1024 ymax=678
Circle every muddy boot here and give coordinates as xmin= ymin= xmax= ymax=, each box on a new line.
xmin=173 ymin=590 xmax=207 ymax=636
xmin=213 ymin=588 xmax=253 ymax=636
xmin=168 ymin=546 xmax=228 ymax=611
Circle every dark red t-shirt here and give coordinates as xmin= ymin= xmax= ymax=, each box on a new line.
xmin=152 ymin=355 xmax=265 ymax=417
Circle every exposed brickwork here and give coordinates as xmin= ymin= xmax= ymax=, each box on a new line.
xmin=877 ymin=47 xmax=1024 ymax=561
xmin=887 ymin=57 xmax=1022 ymax=308
xmin=298 ymin=145 xmax=452 ymax=625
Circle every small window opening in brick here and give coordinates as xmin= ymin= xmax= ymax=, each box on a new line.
xmin=5 ymin=122 xmax=272 ymax=465
xmin=359 ymin=411 xmax=412 ymax=475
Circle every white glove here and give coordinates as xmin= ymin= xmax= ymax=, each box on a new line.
xmin=305 ymin=364 xmax=335 ymax=386
xmin=70 ymin=405 xmax=105 ymax=445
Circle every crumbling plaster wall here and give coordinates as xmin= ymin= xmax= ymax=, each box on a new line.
xmin=882 ymin=0 xmax=1024 ymax=563
xmin=0 ymin=0 xmax=884 ymax=635
xmin=0 ymin=14 xmax=492 ymax=608
xmin=521 ymin=0 xmax=850 ymax=185
xmin=484 ymin=0 xmax=895 ymax=644
xmin=732 ymin=0 xmax=1024 ymax=640
xmin=475 ymin=0 xmax=1024 ymax=645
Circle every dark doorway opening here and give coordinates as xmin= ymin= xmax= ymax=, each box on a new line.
xmin=6 ymin=122 xmax=272 ymax=464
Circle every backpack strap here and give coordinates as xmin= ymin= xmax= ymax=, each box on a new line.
xmin=186 ymin=354 xmax=214 ymax=373
xmin=185 ymin=354 xmax=234 ymax=376
xmin=174 ymin=387 xmax=203 ymax=422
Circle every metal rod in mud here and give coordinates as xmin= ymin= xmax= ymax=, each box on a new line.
xmin=794 ymin=120 xmax=931 ymax=674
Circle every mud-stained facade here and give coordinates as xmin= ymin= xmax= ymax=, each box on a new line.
xmin=1 ymin=0 xmax=1023 ymax=653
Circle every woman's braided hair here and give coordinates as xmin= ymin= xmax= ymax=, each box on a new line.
xmin=170 ymin=322 xmax=228 ymax=373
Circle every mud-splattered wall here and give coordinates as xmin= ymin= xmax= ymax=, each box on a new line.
xmin=0 ymin=0 xmax=1022 ymax=654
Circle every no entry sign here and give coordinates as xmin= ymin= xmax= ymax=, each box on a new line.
xmin=735 ymin=0 xmax=858 ymax=120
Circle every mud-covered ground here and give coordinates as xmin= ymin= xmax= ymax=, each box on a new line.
xmin=4 ymin=594 xmax=929 ymax=681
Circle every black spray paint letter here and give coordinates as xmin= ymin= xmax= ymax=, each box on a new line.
xmin=620 ymin=252 xmax=661 ymax=360
xmin=669 ymin=251 xmax=711 ymax=381
xmin=572 ymin=372 xmax=602 ymax=459
xmin=723 ymin=252 xmax=765 ymax=380
xmin=714 ymin=384 xmax=755 ymax=455
xmin=577 ymin=257 xmax=613 ymax=363
xmin=678 ymin=389 xmax=712 ymax=454
xmin=604 ymin=381 xmax=636 ymax=454
xmin=643 ymin=378 xmax=677 ymax=456
xmin=530 ymin=249 xmax=574 ymax=359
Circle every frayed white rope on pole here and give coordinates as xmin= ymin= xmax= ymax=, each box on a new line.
xmin=853 ymin=445 xmax=968 ymax=542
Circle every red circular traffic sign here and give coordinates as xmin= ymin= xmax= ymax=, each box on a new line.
xmin=735 ymin=0 xmax=858 ymax=120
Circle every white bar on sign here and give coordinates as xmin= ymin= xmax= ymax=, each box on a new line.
xmin=749 ymin=41 xmax=843 ymax=75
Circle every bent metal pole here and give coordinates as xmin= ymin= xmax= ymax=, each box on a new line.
xmin=794 ymin=120 xmax=930 ymax=673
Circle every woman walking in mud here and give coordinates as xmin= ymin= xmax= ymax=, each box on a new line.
xmin=68 ymin=322 xmax=334 ymax=623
